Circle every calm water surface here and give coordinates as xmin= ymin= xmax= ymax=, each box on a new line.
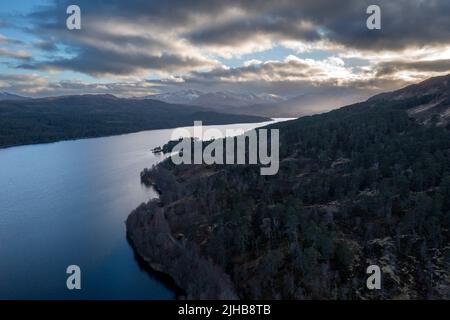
xmin=0 ymin=119 xmax=285 ymax=299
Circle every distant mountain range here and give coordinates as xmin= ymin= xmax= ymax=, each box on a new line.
xmin=143 ymin=90 xmax=286 ymax=109
xmin=1 ymin=88 xmax=369 ymax=118
xmin=143 ymin=88 xmax=368 ymax=118
xmin=8 ymin=74 xmax=448 ymax=122
xmin=142 ymin=77 xmax=450 ymax=119
xmin=223 ymin=88 xmax=369 ymax=118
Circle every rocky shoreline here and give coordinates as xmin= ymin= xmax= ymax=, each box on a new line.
xmin=126 ymin=200 xmax=238 ymax=300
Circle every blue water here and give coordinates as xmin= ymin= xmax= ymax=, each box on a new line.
xmin=0 ymin=120 xmax=279 ymax=299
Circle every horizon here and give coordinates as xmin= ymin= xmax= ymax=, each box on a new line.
xmin=2 ymin=73 xmax=450 ymax=102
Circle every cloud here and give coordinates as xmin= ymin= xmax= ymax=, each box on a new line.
xmin=57 ymin=0 xmax=447 ymax=53
xmin=151 ymin=54 xmax=414 ymax=98
xmin=34 ymin=39 xmax=58 ymax=52
xmin=22 ymin=1 xmax=450 ymax=72
xmin=0 ymin=48 xmax=31 ymax=59
xmin=376 ymin=59 xmax=450 ymax=76
xmin=0 ymin=0 xmax=448 ymax=99
xmin=0 ymin=73 xmax=161 ymax=97
xmin=0 ymin=33 xmax=24 ymax=45
xmin=20 ymin=48 xmax=217 ymax=78
xmin=41 ymin=79 xmax=160 ymax=97
xmin=183 ymin=55 xmax=355 ymax=85
xmin=24 ymin=0 xmax=223 ymax=77
xmin=0 ymin=73 xmax=48 ymax=94
xmin=0 ymin=34 xmax=30 ymax=60
xmin=192 ymin=0 xmax=450 ymax=53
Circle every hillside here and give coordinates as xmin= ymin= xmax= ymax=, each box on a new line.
xmin=0 ymin=94 xmax=268 ymax=148
xmin=127 ymin=75 xmax=450 ymax=299
xmin=0 ymin=91 xmax=29 ymax=101
xmin=369 ymin=74 xmax=450 ymax=126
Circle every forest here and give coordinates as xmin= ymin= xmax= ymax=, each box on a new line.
xmin=128 ymin=76 xmax=450 ymax=299
xmin=0 ymin=95 xmax=268 ymax=148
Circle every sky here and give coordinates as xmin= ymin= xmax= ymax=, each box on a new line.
xmin=1 ymin=0 xmax=450 ymax=98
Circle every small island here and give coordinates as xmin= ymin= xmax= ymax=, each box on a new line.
xmin=151 ymin=146 xmax=163 ymax=154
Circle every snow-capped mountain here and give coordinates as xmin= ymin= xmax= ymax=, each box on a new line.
xmin=144 ymin=89 xmax=203 ymax=105
xmin=193 ymin=91 xmax=285 ymax=108
xmin=143 ymin=90 xmax=285 ymax=108
xmin=0 ymin=92 xmax=29 ymax=101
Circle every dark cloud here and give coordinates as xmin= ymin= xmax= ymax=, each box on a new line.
xmin=21 ymin=0 xmax=450 ymax=76
xmin=20 ymin=47 xmax=214 ymax=76
xmin=34 ymin=39 xmax=58 ymax=52
xmin=187 ymin=13 xmax=322 ymax=46
xmin=24 ymin=0 xmax=223 ymax=76
xmin=40 ymin=0 xmax=446 ymax=51
xmin=324 ymin=0 xmax=450 ymax=51
xmin=376 ymin=59 xmax=450 ymax=76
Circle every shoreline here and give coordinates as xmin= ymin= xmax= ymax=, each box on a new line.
xmin=126 ymin=234 xmax=186 ymax=299
xmin=0 ymin=116 xmax=271 ymax=151
xmin=126 ymin=200 xmax=238 ymax=300
xmin=125 ymin=117 xmax=293 ymax=299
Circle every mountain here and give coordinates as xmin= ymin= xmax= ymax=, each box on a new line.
xmin=143 ymin=89 xmax=203 ymax=105
xmin=145 ymin=88 xmax=370 ymax=118
xmin=0 ymin=91 xmax=30 ymax=101
xmin=223 ymin=88 xmax=369 ymax=118
xmin=145 ymin=90 xmax=285 ymax=109
xmin=192 ymin=91 xmax=285 ymax=108
xmin=228 ymin=75 xmax=450 ymax=119
xmin=0 ymin=94 xmax=268 ymax=148
xmin=127 ymin=74 xmax=450 ymax=299
xmin=369 ymin=74 xmax=450 ymax=126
